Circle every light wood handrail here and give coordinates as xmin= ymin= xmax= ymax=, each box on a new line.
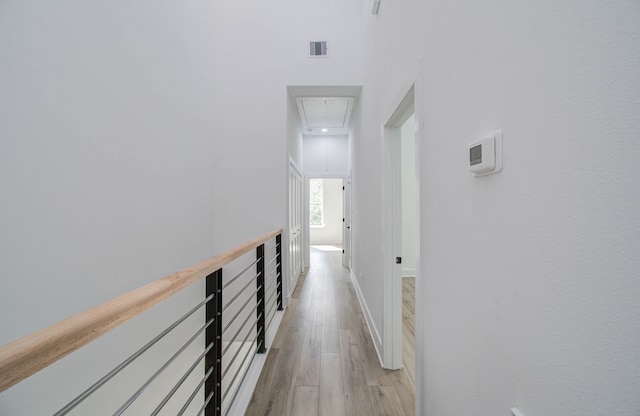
xmin=0 ymin=228 xmax=282 ymax=393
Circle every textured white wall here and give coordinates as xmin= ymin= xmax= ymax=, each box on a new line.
xmin=353 ymin=0 xmax=640 ymax=415
xmin=0 ymin=0 xmax=219 ymax=413
xmin=303 ymin=135 xmax=350 ymax=176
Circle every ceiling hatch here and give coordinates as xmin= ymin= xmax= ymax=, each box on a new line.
xmin=296 ymin=97 xmax=355 ymax=135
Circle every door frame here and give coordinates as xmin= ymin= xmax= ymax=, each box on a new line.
xmin=304 ymin=173 xmax=348 ymax=268
xmin=343 ymin=172 xmax=352 ymax=269
xmin=381 ymin=83 xmax=418 ymax=370
xmin=288 ymin=157 xmax=303 ymax=302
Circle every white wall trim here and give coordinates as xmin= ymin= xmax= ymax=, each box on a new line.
xmin=401 ymin=268 xmax=416 ymax=278
xmin=288 ymin=155 xmax=302 ymax=177
xmin=350 ymin=269 xmax=384 ymax=365
xmin=288 ymin=160 xmax=303 ymax=300
xmin=305 ymin=171 xmax=349 ymax=179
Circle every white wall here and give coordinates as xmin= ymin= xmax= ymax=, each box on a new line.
xmin=353 ymin=1 xmax=640 ymax=415
xmin=209 ymin=0 xmax=363 ymax=302
xmin=401 ymin=114 xmax=417 ymax=276
xmin=0 ymin=0 xmax=364 ymax=413
xmin=303 ymin=135 xmax=349 ymax=176
xmin=310 ymin=179 xmax=343 ymax=245
xmin=0 ymin=1 xmax=218 ymax=413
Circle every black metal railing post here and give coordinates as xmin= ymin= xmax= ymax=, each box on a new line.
xmin=276 ymin=234 xmax=283 ymax=311
xmin=205 ymin=269 xmax=222 ymax=416
xmin=256 ymin=244 xmax=266 ymax=354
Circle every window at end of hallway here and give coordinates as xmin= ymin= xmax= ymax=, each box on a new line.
xmin=310 ymin=179 xmax=324 ymax=227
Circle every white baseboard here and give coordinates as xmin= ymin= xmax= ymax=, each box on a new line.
xmin=225 ymin=309 xmax=284 ymax=416
xmin=349 ymin=270 xmax=384 ymax=367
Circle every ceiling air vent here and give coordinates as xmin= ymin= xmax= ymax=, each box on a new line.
xmin=309 ymin=41 xmax=327 ymax=57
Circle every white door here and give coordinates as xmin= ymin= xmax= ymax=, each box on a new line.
xmin=289 ymin=164 xmax=303 ymax=294
xmin=342 ymin=176 xmax=352 ymax=268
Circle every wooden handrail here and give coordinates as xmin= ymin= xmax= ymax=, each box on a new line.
xmin=0 ymin=228 xmax=282 ymax=393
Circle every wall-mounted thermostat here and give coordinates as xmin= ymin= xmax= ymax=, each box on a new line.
xmin=469 ymin=131 xmax=503 ymax=176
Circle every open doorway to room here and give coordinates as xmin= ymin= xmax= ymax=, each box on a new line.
xmin=309 ymin=178 xmax=344 ymax=253
xmin=400 ymin=114 xmax=417 ymax=390
xmin=382 ymin=85 xmax=418 ymax=404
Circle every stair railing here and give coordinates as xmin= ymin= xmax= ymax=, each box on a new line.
xmin=0 ymin=229 xmax=283 ymax=415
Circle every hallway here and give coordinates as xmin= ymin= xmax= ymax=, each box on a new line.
xmin=245 ymin=248 xmax=414 ymax=416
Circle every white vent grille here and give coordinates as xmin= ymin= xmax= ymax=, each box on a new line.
xmin=309 ymin=41 xmax=327 ymax=57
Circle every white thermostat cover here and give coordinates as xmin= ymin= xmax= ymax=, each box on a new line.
xmin=470 ymin=131 xmax=503 ymax=176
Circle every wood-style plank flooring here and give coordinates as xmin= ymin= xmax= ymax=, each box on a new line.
xmin=402 ymin=277 xmax=416 ymax=390
xmin=246 ymin=248 xmax=415 ymax=416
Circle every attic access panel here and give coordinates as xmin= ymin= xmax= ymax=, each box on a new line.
xmin=295 ymin=97 xmax=355 ymax=135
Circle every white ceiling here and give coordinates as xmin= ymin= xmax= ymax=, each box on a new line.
xmin=295 ymin=96 xmax=356 ymax=135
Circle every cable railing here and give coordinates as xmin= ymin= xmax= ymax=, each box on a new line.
xmin=0 ymin=229 xmax=283 ymax=415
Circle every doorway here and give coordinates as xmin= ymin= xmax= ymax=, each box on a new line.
xmin=309 ymin=178 xmax=344 ymax=253
xmin=382 ymin=84 xmax=418 ymax=377
xmin=400 ymin=114 xmax=417 ymax=390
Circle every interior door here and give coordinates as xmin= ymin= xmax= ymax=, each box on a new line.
xmin=289 ymin=164 xmax=303 ymax=294
xmin=342 ymin=176 xmax=352 ymax=268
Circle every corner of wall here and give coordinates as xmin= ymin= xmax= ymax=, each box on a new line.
xmin=349 ymin=269 xmax=384 ymax=366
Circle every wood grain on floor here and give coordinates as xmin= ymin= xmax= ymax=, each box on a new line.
xmin=402 ymin=276 xmax=416 ymax=390
xmin=246 ymin=248 xmax=414 ymax=416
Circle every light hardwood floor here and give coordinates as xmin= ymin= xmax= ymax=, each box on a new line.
xmin=245 ymin=248 xmax=415 ymax=416
xmin=402 ymin=277 xmax=416 ymax=390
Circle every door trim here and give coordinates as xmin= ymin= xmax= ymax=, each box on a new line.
xmin=288 ymin=158 xmax=303 ymax=301
xmin=382 ymin=84 xmax=415 ymax=370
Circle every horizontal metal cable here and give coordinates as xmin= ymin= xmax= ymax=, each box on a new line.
xmin=113 ymin=318 xmax=213 ymax=415
xmin=224 ymin=339 xmax=259 ymax=412
xmin=223 ymin=258 xmax=259 ymax=290
xmin=265 ymin=262 xmax=276 ymax=279
xmin=266 ymin=304 xmax=278 ymax=332
xmin=263 ymin=277 xmax=277 ymax=301
xmin=264 ymin=296 xmax=277 ymax=322
xmin=222 ymin=318 xmax=259 ymax=380
xmin=222 ymin=337 xmax=257 ymax=403
xmin=177 ymin=366 xmax=212 ymax=416
xmin=222 ymin=272 xmax=260 ymax=313
xmin=265 ymin=276 xmax=278 ymax=297
xmin=150 ymin=342 xmax=213 ymax=416
xmin=265 ymin=290 xmax=277 ymax=315
xmin=222 ymin=298 xmax=259 ymax=357
xmin=264 ymin=283 xmax=278 ymax=309
xmin=256 ymin=313 xmax=265 ymax=338
xmin=196 ymin=391 xmax=214 ymax=416
xmin=265 ymin=299 xmax=278 ymax=330
xmin=222 ymin=286 xmax=259 ymax=335
xmin=267 ymin=263 xmax=278 ymax=280
xmin=266 ymin=253 xmax=278 ymax=268
xmin=53 ymin=295 xmax=213 ymax=416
